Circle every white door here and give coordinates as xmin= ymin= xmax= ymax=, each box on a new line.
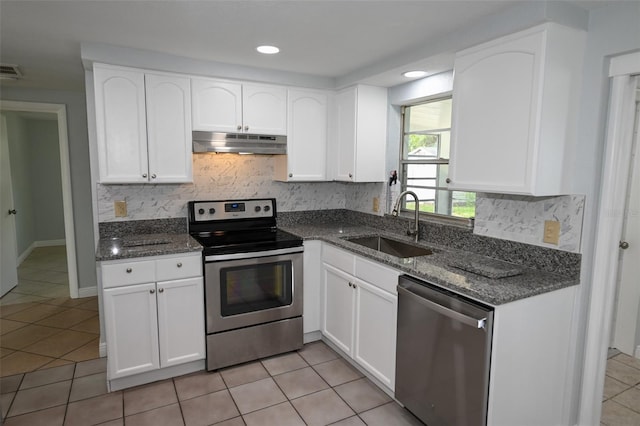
xmin=156 ymin=277 xmax=205 ymax=368
xmin=103 ymin=282 xmax=160 ymax=379
xmin=613 ymin=97 xmax=640 ymax=357
xmin=243 ymin=84 xmax=287 ymax=135
xmin=321 ymin=264 xmax=355 ymax=355
xmin=353 ymin=278 xmax=397 ymax=390
xmin=94 ymin=64 xmax=148 ymax=183
xmin=334 ymin=87 xmax=356 ymax=182
xmin=286 ymin=90 xmax=328 ymax=181
xmin=191 ymin=78 xmax=242 ymax=132
xmin=145 ymin=73 xmax=193 ymax=183
xmin=0 ymin=114 xmax=18 ymax=297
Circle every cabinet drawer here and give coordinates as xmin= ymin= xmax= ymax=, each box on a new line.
xmin=323 ymin=244 xmax=355 ymax=275
xmin=355 ymin=256 xmax=399 ymax=294
xmin=156 ymin=255 xmax=202 ymax=281
xmin=102 ymin=260 xmax=155 ymax=288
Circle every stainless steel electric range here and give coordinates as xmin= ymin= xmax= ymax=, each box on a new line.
xmin=188 ymin=198 xmax=304 ymax=371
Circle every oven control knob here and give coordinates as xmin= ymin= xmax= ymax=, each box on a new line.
xmin=255 ymin=206 xmax=261 ymax=212
xmin=209 ymin=208 xmax=216 ymax=215
xmin=198 ymin=208 xmax=205 ymax=215
xmin=264 ymin=205 xmax=270 ymax=212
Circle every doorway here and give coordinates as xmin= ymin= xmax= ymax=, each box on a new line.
xmin=0 ymin=101 xmax=78 ymax=299
xmin=611 ymin=92 xmax=640 ymax=357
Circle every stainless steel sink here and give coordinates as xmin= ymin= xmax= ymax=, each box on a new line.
xmin=344 ymin=236 xmax=433 ymax=258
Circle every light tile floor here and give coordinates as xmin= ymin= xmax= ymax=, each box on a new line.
xmin=0 ymin=246 xmax=100 ymax=377
xmin=0 ymin=341 xmax=424 ymax=426
xmin=601 ymin=349 xmax=640 ymax=426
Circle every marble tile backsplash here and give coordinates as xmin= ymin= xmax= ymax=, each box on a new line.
xmin=473 ymin=193 xmax=585 ymax=253
xmin=97 ymin=154 xmax=586 ymax=254
xmin=96 ymin=154 xmax=385 ymax=222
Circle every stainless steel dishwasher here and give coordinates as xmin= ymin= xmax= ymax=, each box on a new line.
xmin=395 ymin=275 xmax=494 ymax=426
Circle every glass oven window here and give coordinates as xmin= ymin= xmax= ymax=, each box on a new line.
xmin=220 ymin=260 xmax=293 ymax=316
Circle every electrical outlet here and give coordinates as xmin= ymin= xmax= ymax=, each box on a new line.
xmin=373 ymin=197 xmax=379 ymax=213
xmin=114 ymin=200 xmax=127 ymax=217
xmin=543 ymin=220 xmax=560 ymax=245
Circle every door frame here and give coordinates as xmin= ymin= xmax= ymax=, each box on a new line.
xmin=578 ymin=52 xmax=640 ymax=424
xmin=0 ymin=100 xmax=79 ymax=299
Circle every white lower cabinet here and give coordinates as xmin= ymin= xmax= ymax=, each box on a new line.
xmin=101 ymin=253 xmax=205 ymax=382
xmin=321 ymin=243 xmax=398 ymax=390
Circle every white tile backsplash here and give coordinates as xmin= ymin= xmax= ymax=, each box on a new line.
xmin=473 ymin=193 xmax=585 ymax=253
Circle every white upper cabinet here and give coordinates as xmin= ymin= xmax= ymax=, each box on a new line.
xmin=145 ymin=73 xmax=193 ymax=183
xmin=191 ymin=78 xmax=287 ymax=135
xmin=274 ymin=89 xmax=328 ymax=181
xmin=332 ymin=85 xmax=387 ymax=182
xmin=448 ymin=23 xmax=586 ymax=196
xmin=93 ymin=64 xmax=192 ymax=184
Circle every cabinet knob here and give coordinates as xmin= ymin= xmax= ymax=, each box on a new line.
xmin=237 ymin=125 xmax=242 ymax=131
xmin=7 ymin=209 xmax=16 ymax=215
xmin=348 ymin=173 xmax=353 ymax=179
xmin=158 ymin=288 xmax=164 ymax=293
xmin=177 ymin=262 xmax=182 ymax=268
xmin=289 ymin=173 xmax=293 ymax=178
xmin=352 ymin=283 xmax=357 ymax=289
xmin=446 ymin=178 xmax=451 ymax=184
xmin=151 ymin=174 xmax=156 ymax=179
xmin=620 ymin=241 xmax=630 ymax=250
xmin=244 ymin=125 xmax=249 ymax=131
xmin=142 ymin=173 xmax=148 ymax=178
xmin=348 ymin=282 xmax=352 ymax=287
xmin=126 ymin=268 xmax=132 ymax=273
xmin=150 ymin=289 xmax=155 ymax=294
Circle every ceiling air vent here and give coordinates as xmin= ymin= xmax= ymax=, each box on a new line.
xmin=0 ymin=64 xmax=23 ymax=80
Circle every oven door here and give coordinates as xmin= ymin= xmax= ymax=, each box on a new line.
xmin=204 ymin=246 xmax=303 ymax=333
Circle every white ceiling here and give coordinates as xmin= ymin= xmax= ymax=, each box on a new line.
xmin=0 ymin=1 xmax=614 ymax=92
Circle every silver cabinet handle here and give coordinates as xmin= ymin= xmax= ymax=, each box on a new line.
xmin=348 ymin=173 xmax=353 ymax=178
xmin=158 ymin=288 xmax=164 ymax=293
xmin=151 ymin=174 xmax=156 ymax=179
xmin=446 ymin=178 xmax=451 ymax=184
xmin=244 ymin=125 xmax=249 ymax=131
xmin=620 ymin=241 xmax=630 ymax=250
xmin=7 ymin=209 xmax=16 ymax=215
xmin=289 ymin=173 xmax=293 ymax=178
xmin=142 ymin=173 xmax=148 ymax=178
xmin=237 ymin=125 xmax=242 ymax=131
xmin=177 ymin=262 xmax=182 ymax=268
xmin=150 ymin=289 xmax=155 ymax=294
xmin=126 ymin=268 xmax=132 ymax=273
xmin=352 ymin=283 xmax=357 ymax=289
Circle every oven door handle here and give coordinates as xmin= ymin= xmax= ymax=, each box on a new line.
xmin=205 ymin=246 xmax=303 ymax=262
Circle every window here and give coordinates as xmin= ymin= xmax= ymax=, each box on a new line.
xmin=400 ymin=97 xmax=475 ymax=220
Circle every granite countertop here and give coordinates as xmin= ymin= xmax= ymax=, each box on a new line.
xmin=280 ymin=222 xmax=579 ymax=306
xmin=96 ymin=233 xmax=202 ymax=261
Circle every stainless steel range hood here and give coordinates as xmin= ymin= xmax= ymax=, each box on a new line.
xmin=192 ymin=131 xmax=287 ymax=155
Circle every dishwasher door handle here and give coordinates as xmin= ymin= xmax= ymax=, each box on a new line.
xmin=398 ymin=285 xmax=487 ymax=329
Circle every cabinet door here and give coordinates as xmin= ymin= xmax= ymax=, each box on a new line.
xmin=145 ymin=73 xmax=193 ymax=183
xmin=334 ymin=87 xmax=357 ymax=182
xmin=94 ymin=65 xmax=148 ymax=183
xmin=103 ymin=283 xmax=159 ymax=379
xmin=322 ymin=264 xmax=355 ymax=354
xmin=156 ymin=277 xmax=205 ymax=368
xmin=353 ymin=279 xmax=397 ymax=390
xmin=191 ymin=78 xmax=242 ymax=132
xmin=449 ymin=31 xmax=541 ymax=194
xmin=243 ymin=84 xmax=287 ymax=135
xmin=276 ymin=89 xmax=327 ymax=181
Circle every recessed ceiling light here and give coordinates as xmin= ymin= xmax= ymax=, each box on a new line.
xmin=403 ymin=70 xmax=427 ymax=78
xmin=257 ymin=45 xmax=280 ymax=54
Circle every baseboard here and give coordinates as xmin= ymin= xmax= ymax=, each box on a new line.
xmin=78 ymin=286 xmax=98 ymax=298
xmin=17 ymin=239 xmax=66 ymax=265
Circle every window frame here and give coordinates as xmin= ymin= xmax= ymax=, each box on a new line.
xmin=398 ymin=96 xmax=475 ymax=228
